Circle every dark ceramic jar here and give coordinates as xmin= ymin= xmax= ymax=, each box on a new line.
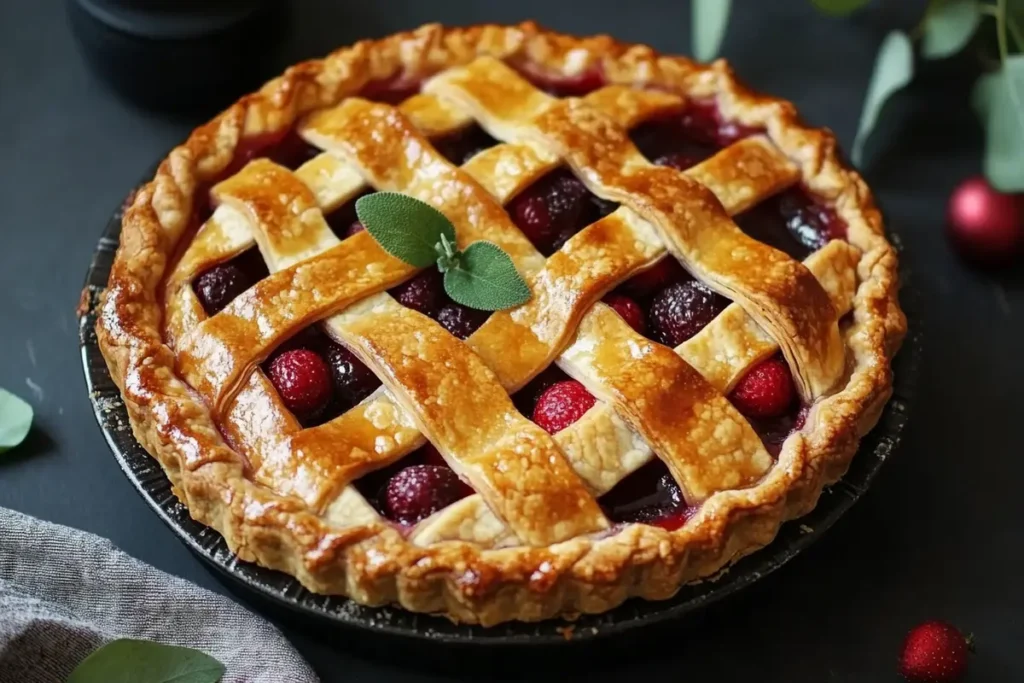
xmin=68 ymin=0 xmax=286 ymax=111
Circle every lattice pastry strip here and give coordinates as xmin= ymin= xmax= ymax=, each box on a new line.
xmin=426 ymin=57 xmax=846 ymax=401
xmin=198 ymin=141 xmax=611 ymax=544
xmin=166 ymin=70 xmax=854 ymax=548
xmin=164 ymin=85 xmax=693 ymax=513
xmin=413 ymin=239 xmax=858 ymax=545
xmin=300 ymin=96 xmax=794 ymax=518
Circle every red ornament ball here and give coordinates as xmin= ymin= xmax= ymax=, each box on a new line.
xmin=946 ymin=176 xmax=1023 ymax=264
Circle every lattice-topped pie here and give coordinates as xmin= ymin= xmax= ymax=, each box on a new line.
xmin=97 ymin=22 xmax=906 ymax=625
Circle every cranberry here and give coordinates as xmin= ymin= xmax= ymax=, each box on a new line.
xmin=648 ymin=280 xmax=729 ymax=347
xmin=947 ymin=176 xmax=1024 ymax=264
xmin=383 ymin=465 xmax=472 ymax=525
xmin=730 ymin=357 xmax=796 ymax=419
xmin=532 ymin=380 xmax=597 ymax=434
xmin=324 ymin=341 xmax=381 ymax=409
xmin=390 ymin=270 xmax=443 ymax=317
xmin=603 ymin=294 xmax=646 ymax=334
xmin=345 ymin=221 xmax=366 ymax=238
xmin=267 ymin=349 xmax=333 ymax=420
xmin=508 ymin=169 xmax=591 ymax=254
xmin=437 ymin=303 xmax=488 ymax=340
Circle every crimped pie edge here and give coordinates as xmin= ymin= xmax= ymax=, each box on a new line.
xmin=95 ymin=21 xmax=907 ymax=625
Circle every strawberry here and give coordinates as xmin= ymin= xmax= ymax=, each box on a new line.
xmin=898 ymin=620 xmax=971 ymax=682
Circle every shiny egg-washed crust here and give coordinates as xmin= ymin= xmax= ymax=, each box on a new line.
xmin=95 ymin=22 xmax=906 ymax=625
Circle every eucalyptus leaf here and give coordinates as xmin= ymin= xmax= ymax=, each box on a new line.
xmin=355 ymin=192 xmax=456 ymax=268
xmin=972 ymin=56 xmax=1024 ymax=191
xmin=852 ymin=30 xmax=915 ymax=166
xmin=443 ymin=241 xmax=531 ymax=311
xmin=810 ymin=0 xmax=871 ymax=16
xmin=921 ymin=0 xmax=982 ymax=59
xmin=0 ymin=387 xmax=32 ymax=453
xmin=67 ymin=639 xmax=225 ymax=683
xmin=692 ymin=0 xmax=732 ymax=61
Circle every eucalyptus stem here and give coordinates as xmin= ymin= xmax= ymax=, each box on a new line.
xmin=996 ymin=0 xmax=1010 ymax=61
xmin=995 ymin=0 xmax=1024 ymax=143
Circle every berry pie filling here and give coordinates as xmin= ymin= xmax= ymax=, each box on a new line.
xmin=432 ymin=124 xmax=499 ymax=166
xmin=353 ymin=444 xmax=471 ymax=527
xmin=187 ymin=74 xmax=835 ymax=534
xmin=507 ymin=167 xmax=619 ymax=255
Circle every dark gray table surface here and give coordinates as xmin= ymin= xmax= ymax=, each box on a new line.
xmin=2 ymin=1 xmax=1022 ymax=681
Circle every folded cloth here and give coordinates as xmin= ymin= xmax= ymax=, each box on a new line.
xmin=0 ymin=507 xmax=318 ymax=683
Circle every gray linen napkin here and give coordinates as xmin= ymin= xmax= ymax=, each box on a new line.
xmin=0 ymin=507 xmax=318 ymax=683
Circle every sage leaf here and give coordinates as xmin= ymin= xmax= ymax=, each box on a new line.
xmin=921 ymin=0 xmax=982 ymax=59
xmin=0 ymin=388 xmax=32 ymax=454
xmin=67 ymin=639 xmax=225 ymax=683
xmin=355 ymin=192 xmax=456 ymax=268
xmin=443 ymin=241 xmax=531 ymax=311
xmin=972 ymin=56 xmax=1024 ymax=191
xmin=852 ymin=30 xmax=915 ymax=166
xmin=692 ymin=0 xmax=732 ymax=61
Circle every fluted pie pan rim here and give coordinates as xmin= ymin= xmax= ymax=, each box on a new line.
xmin=89 ymin=21 xmax=907 ymax=627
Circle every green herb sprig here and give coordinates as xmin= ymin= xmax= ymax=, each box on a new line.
xmin=355 ymin=192 xmax=531 ymax=311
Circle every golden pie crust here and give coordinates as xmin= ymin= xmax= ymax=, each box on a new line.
xmin=95 ymin=22 xmax=906 ymax=625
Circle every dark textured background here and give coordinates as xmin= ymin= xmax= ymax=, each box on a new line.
xmin=1 ymin=1 xmax=1022 ymax=681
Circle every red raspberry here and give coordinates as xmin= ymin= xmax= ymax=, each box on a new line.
xmin=532 ymin=380 xmax=596 ymax=434
xmin=383 ymin=465 xmax=472 ymax=525
xmin=898 ymin=621 xmax=971 ymax=682
xmin=729 ymin=357 xmax=796 ymax=418
xmin=267 ymin=349 xmax=333 ymax=420
xmin=603 ymin=294 xmax=646 ymax=334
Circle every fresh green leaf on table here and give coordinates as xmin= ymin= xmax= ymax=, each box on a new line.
xmin=355 ymin=192 xmax=456 ymax=268
xmin=921 ymin=0 xmax=982 ymax=59
xmin=972 ymin=56 xmax=1024 ymax=191
xmin=442 ymin=241 xmax=531 ymax=311
xmin=67 ymin=639 xmax=225 ymax=683
xmin=810 ymin=0 xmax=871 ymax=16
xmin=0 ymin=387 xmax=32 ymax=453
xmin=852 ymin=30 xmax=915 ymax=166
xmin=692 ymin=0 xmax=732 ymax=61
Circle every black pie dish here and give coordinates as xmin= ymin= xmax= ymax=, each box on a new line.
xmin=79 ymin=176 xmax=921 ymax=646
